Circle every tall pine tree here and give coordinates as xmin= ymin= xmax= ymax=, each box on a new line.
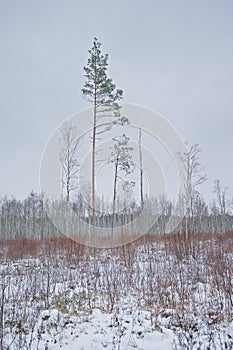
xmin=82 ymin=37 xmax=123 ymax=224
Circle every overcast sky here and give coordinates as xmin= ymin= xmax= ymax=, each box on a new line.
xmin=0 ymin=0 xmax=233 ymax=203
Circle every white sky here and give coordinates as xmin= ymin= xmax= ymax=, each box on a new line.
xmin=0 ymin=0 xmax=233 ymax=203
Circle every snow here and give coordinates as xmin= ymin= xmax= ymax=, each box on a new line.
xmin=39 ymin=308 xmax=174 ymax=350
xmin=1 ymin=239 xmax=233 ymax=349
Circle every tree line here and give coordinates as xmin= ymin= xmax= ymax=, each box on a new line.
xmin=0 ymin=182 xmax=232 ymax=240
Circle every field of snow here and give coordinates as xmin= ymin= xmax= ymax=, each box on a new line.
xmin=0 ymin=234 xmax=233 ymax=349
xmin=38 ymin=306 xmax=174 ymax=350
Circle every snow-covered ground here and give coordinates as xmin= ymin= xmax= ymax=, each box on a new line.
xmin=39 ymin=306 xmax=174 ymax=350
xmin=1 ymin=237 xmax=233 ymax=349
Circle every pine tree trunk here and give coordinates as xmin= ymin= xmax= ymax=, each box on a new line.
xmin=92 ymin=87 xmax=97 ymax=225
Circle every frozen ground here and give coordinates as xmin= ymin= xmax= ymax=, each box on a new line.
xmin=1 ymin=237 xmax=233 ymax=349
xmin=39 ymin=307 xmax=174 ymax=350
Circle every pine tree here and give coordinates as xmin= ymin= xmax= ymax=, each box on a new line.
xmin=82 ymin=37 xmax=123 ymax=224
xmin=110 ymin=134 xmax=134 ymax=227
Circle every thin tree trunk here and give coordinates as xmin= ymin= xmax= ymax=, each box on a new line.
xmin=66 ymin=150 xmax=70 ymax=202
xmin=66 ymin=185 xmax=70 ymax=202
xmin=139 ymin=128 xmax=144 ymax=210
xmin=92 ymin=88 xmax=97 ymax=225
xmin=112 ymin=157 xmax=119 ymax=229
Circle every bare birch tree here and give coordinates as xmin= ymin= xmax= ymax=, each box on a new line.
xmin=179 ymin=143 xmax=207 ymax=236
xmin=59 ymin=122 xmax=80 ymax=202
